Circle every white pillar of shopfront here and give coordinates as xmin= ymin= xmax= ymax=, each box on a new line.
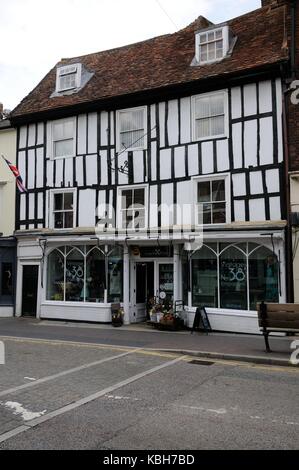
xmin=173 ymin=245 xmax=180 ymax=304
xmin=123 ymin=248 xmax=130 ymax=325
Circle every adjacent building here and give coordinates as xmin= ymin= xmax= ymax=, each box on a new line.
xmin=9 ymin=0 xmax=296 ymax=332
xmin=0 ymin=105 xmax=17 ymax=317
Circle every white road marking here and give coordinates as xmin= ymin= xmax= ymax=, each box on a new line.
xmin=105 ymin=395 xmax=140 ymax=401
xmin=2 ymin=402 xmax=47 ymax=421
xmin=0 ymin=355 xmax=186 ymax=443
xmin=180 ymin=405 xmax=227 ymax=415
xmin=0 ymin=349 xmax=139 ymax=398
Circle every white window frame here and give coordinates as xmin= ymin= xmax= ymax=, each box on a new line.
xmin=191 ymin=90 xmax=229 ymax=142
xmin=195 ymin=26 xmax=230 ymax=65
xmin=116 ymin=106 xmax=147 ymax=152
xmin=48 ymin=188 xmax=77 ymax=230
xmin=117 ymin=184 xmax=148 ymax=231
xmin=50 ymin=117 xmax=76 ymax=160
xmin=56 ymin=63 xmax=82 ymax=93
xmin=192 ymin=174 xmax=231 ymax=226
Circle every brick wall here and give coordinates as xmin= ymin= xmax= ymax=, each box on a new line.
xmin=287 ymin=0 xmax=299 ymax=171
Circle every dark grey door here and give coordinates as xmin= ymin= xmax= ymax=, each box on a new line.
xmin=22 ymin=265 xmax=39 ymax=316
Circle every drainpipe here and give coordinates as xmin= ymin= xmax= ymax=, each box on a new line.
xmin=290 ymin=0 xmax=297 ymax=79
xmin=282 ymin=74 xmax=294 ymax=303
xmin=282 ymin=0 xmax=297 ymax=303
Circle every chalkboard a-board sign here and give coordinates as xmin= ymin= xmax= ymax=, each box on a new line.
xmin=191 ymin=307 xmax=212 ymax=334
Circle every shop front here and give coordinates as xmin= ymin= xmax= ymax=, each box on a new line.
xmin=15 ymin=230 xmax=285 ymax=334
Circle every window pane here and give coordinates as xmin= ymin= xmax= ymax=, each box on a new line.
xmin=54 ymin=139 xmax=73 ymax=157
xmin=47 ymin=250 xmax=65 ymax=301
xmin=64 ymin=211 xmax=74 ymax=229
xmin=65 ymin=250 xmax=84 ymax=302
xmin=134 ymin=189 xmax=145 ymax=206
xmin=195 ymin=97 xmax=210 ymax=119
xmin=199 ymin=33 xmax=207 ymax=44
xmin=192 ymin=246 xmax=218 ymax=307
xmin=1 ymin=263 xmax=13 ymax=296
xmin=198 ymin=181 xmax=211 ymax=202
xmin=63 ymin=192 xmax=73 ymax=210
xmin=210 ymin=115 xmax=224 ymax=136
xmin=208 ymin=42 xmax=216 ymax=61
xmin=54 ymin=212 xmax=63 ymax=229
xmin=122 ymin=190 xmax=132 ymax=209
xmin=198 ymin=203 xmax=212 ymax=225
xmin=86 ymin=249 xmax=105 ymax=303
xmin=200 ymin=51 xmax=208 ymax=62
xmin=212 ymin=203 xmax=226 ymax=224
xmin=208 ymin=32 xmax=215 ymax=42
xmin=108 ymin=247 xmax=123 ymax=303
xmin=210 ymin=95 xmax=224 ymax=116
xmin=54 ymin=193 xmax=63 ymax=211
xmin=215 ymin=30 xmax=223 ymax=39
xmin=212 ymin=180 xmax=225 ymax=201
xmin=120 ymin=109 xmax=144 ymax=132
xmin=53 ymin=119 xmax=73 ymax=140
xmin=120 ymin=129 xmax=144 ymax=149
xmin=220 ymin=246 xmax=247 ymax=310
xmin=59 ymin=73 xmax=76 ymax=90
xmin=249 ymin=248 xmax=279 ymax=310
xmin=195 ymin=118 xmax=210 ymax=139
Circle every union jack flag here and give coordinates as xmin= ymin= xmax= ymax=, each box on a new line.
xmin=1 ymin=154 xmax=27 ymax=193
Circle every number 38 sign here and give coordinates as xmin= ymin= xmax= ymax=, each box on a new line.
xmin=221 ymin=261 xmax=246 ymax=283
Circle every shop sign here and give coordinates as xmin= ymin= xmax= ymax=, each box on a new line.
xmin=139 ymin=246 xmax=174 ymax=258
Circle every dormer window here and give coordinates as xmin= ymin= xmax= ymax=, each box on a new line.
xmin=56 ymin=64 xmax=82 ymax=93
xmin=195 ymin=26 xmax=230 ymax=65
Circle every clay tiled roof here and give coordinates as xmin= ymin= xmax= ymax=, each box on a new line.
xmin=11 ymin=5 xmax=289 ymax=119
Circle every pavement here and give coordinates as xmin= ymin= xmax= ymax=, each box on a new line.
xmin=0 ymin=317 xmax=297 ymax=367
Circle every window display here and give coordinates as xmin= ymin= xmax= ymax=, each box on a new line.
xmin=191 ymin=242 xmax=279 ymax=311
xmin=47 ymin=245 xmax=123 ymax=304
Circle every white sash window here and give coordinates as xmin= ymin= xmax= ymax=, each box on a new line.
xmin=52 ymin=118 xmax=75 ymax=158
xmin=117 ymin=107 xmax=146 ymax=151
xmin=192 ymin=91 xmax=228 ymax=140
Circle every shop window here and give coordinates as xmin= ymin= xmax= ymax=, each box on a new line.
xmin=108 ymin=246 xmax=123 ymax=303
xmin=47 ymin=249 xmax=65 ymax=301
xmin=86 ymin=248 xmax=105 ymax=303
xmin=190 ymin=242 xmax=279 ymax=311
xmin=192 ymin=244 xmax=218 ymax=308
xmin=220 ymin=245 xmax=247 ymax=310
xmin=249 ymin=246 xmax=279 ymax=310
xmin=47 ymin=245 xmax=123 ymax=304
xmin=1 ymin=262 xmax=13 ymax=296
xmin=65 ymin=247 xmax=85 ymax=302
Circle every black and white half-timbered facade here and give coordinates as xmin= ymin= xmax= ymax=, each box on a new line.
xmin=10 ymin=1 xmax=293 ymax=333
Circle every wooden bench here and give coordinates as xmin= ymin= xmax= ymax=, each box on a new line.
xmin=257 ymin=302 xmax=299 ymax=352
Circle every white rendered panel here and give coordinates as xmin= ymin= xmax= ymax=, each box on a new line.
xmin=201 ymin=141 xmax=214 ymax=174
xmin=167 ymin=100 xmax=179 ymax=146
xmin=88 ymin=113 xmax=97 ymax=154
xmin=160 ymin=149 xmax=172 ymax=180
xmin=244 ymin=120 xmax=257 ymax=167
xmin=174 ymin=146 xmax=185 ymax=178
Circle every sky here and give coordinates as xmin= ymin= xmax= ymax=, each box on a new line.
xmin=0 ymin=0 xmax=261 ymax=111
